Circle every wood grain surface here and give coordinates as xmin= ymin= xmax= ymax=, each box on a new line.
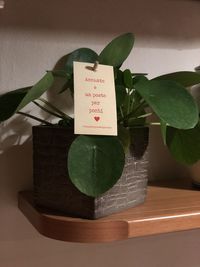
xmin=18 ymin=179 xmax=200 ymax=243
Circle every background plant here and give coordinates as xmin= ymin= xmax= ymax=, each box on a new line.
xmin=1 ymin=33 xmax=200 ymax=196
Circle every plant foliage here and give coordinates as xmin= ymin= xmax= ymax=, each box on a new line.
xmin=68 ymin=136 xmax=125 ymax=197
xmin=1 ymin=33 xmax=200 ymax=196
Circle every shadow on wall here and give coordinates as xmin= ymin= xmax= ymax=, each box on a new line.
xmin=0 ymin=0 xmax=200 ymax=44
xmin=0 ymin=117 xmax=33 ymax=205
xmin=0 ymin=54 xmax=74 ymax=206
xmin=148 ymin=124 xmax=191 ymax=181
xmin=0 ymin=50 xmax=76 ymax=207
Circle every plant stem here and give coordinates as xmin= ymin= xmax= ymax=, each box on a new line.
xmin=32 ymin=101 xmax=63 ymax=119
xmin=132 ymin=99 xmax=146 ymax=114
xmin=130 ymin=91 xmax=136 ymax=112
xmin=17 ymin=111 xmax=53 ymax=125
xmin=150 ymin=122 xmax=161 ymax=126
xmin=136 ymin=112 xmax=152 ymax=119
xmin=127 ymin=89 xmax=131 ymax=115
xmin=118 ymin=100 xmax=147 ymax=123
xmin=38 ymin=98 xmax=72 ymax=121
xmin=119 ymin=106 xmax=124 ymax=119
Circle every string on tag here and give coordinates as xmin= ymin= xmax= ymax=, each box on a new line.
xmin=86 ymin=61 xmax=99 ymax=72
xmin=92 ymin=61 xmax=99 ymax=71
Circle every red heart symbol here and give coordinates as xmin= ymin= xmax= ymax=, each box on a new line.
xmin=94 ymin=116 xmax=100 ymax=122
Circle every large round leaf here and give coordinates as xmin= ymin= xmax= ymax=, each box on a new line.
xmin=135 ymin=79 xmax=198 ymax=129
xmin=98 ymin=33 xmax=134 ymax=67
xmin=68 ymin=135 xmax=125 ymax=197
xmin=65 ymin=48 xmax=98 ymax=74
xmin=166 ymin=124 xmax=200 ymax=164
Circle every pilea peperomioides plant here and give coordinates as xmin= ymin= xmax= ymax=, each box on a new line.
xmin=1 ymin=33 xmax=200 ymax=198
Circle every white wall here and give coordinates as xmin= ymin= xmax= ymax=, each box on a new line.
xmin=1 ymin=1 xmax=200 ymax=266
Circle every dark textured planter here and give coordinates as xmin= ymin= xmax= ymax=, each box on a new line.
xmin=33 ymin=126 xmax=149 ymax=219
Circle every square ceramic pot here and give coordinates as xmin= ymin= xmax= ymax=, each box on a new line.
xmin=33 ymin=126 xmax=149 ymax=219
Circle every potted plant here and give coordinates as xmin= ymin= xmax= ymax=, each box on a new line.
xmin=1 ymin=33 xmax=200 ymax=219
xmin=188 ymin=65 xmax=200 ymax=187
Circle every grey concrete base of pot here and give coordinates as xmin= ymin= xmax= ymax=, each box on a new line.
xmin=33 ymin=126 xmax=149 ymax=219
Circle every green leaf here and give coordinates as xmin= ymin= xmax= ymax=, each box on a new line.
xmin=114 ymin=68 xmax=124 ymax=86
xmin=166 ymin=123 xmax=200 ymax=164
xmin=58 ymin=118 xmax=74 ymax=127
xmin=58 ymin=75 xmax=74 ymax=94
xmin=153 ymin=71 xmax=200 ymax=87
xmin=116 ymin=85 xmax=127 ymax=107
xmin=51 ymin=70 xmax=70 ymax=79
xmin=123 ymin=69 xmax=133 ymax=89
xmin=98 ymin=33 xmax=134 ymax=67
xmin=68 ymin=135 xmax=125 ymax=197
xmin=0 ymin=87 xmax=31 ymax=122
xmin=135 ymin=79 xmax=198 ymax=129
xmin=118 ymin=125 xmax=130 ymax=153
xmin=17 ymin=72 xmax=54 ymax=111
xmin=126 ymin=108 xmax=147 ymax=127
xmin=65 ymin=48 xmax=98 ymax=74
xmin=133 ymin=75 xmax=148 ymax=86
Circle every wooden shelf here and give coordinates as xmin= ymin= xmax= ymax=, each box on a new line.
xmin=18 ymin=180 xmax=200 ymax=243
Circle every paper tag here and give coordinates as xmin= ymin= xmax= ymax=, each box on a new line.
xmin=73 ymin=61 xmax=117 ymax=136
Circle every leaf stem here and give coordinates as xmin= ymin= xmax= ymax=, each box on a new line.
xmin=32 ymin=100 xmax=63 ymax=119
xmin=130 ymin=91 xmax=136 ymax=112
xmin=150 ymin=122 xmax=161 ymax=126
xmin=38 ymin=98 xmax=72 ymax=121
xmin=136 ymin=112 xmax=152 ymax=119
xmin=17 ymin=111 xmax=53 ymax=125
xmin=127 ymin=89 xmax=131 ymax=115
xmin=132 ymin=99 xmax=146 ymax=114
xmin=118 ymin=100 xmax=146 ymax=123
xmin=119 ymin=106 xmax=124 ymax=119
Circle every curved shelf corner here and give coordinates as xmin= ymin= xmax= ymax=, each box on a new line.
xmin=18 ymin=180 xmax=200 ymax=243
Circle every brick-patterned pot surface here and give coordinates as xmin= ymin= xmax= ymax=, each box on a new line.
xmin=33 ymin=126 xmax=149 ymax=219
